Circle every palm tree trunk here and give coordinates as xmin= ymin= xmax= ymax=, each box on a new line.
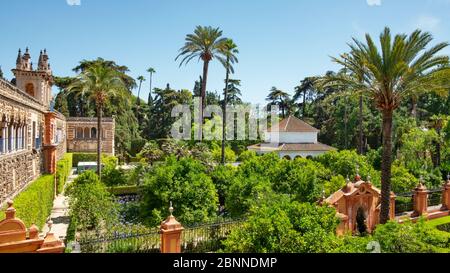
xmin=222 ymin=60 xmax=230 ymax=165
xmin=200 ymin=60 xmax=210 ymax=140
xmin=148 ymin=72 xmax=153 ymax=105
xmin=359 ymin=95 xmax=364 ymax=154
xmin=380 ymin=109 xmax=393 ymax=224
xmin=97 ymin=106 xmax=103 ymax=181
xmin=137 ymin=81 xmax=142 ymax=106
xmin=411 ymin=96 xmax=417 ymax=120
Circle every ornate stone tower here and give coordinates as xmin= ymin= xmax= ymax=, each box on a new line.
xmin=12 ymin=48 xmax=53 ymax=109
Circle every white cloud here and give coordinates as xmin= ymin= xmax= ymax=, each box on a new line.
xmin=66 ymin=0 xmax=81 ymax=6
xmin=366 ymin=0 xmax=382 ymax=6
xmin=415 ymin=15 xmax=440 ymax=31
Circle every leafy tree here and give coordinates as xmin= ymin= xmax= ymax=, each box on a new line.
xmin=210 ymin=164 xmax=237 ymax=206
xmin=68 ymin=64 xmax=127 ymax=179
xmin=140 ymin=156 xmax=219 ymax=226
xmin=321 ymin=27 xmax=450 ymax=223
xmin=225 ymin=174 xmax=273 ymax=218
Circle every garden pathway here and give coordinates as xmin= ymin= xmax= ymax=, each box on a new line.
xmin=40 ymin=168 xmax=78 ymax=242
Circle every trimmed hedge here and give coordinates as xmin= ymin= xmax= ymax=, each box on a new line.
xmin=72 ymin=153 xmax=111 ymax=167
xmin=0 ymin=175 xmax=55 ymax=229
xmin=108 ymin=185 xmax=141 ymax=196
xmin=56 ymin=153 xmax=73 ymax=194
xmin=72 ymin=153 xmax=98 ymax=167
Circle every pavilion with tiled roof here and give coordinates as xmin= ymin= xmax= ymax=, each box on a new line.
xmin=247 ymin=115 xmax=335 ymax=159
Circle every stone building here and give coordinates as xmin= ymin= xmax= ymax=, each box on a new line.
xmin=66 ymin=117 xmax=115 ymax=155
xmin=247 ymin=115 xmax=335 ymax=159
xmin=0 ymin=48 xmax=66 ymax=206
xmin=0 ymin=48 xmax=115 ymax=207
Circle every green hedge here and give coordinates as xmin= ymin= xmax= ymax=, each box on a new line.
xmin=0 ymin=175 xmax=55 ymax=229
xmin=108 ymin=185 xmax=142 ymax=196
xmin=56 ymin=153 xmax=73 ymax=194
xmin=72 ymin=153 xmax=112 ymax=167
xmin=72 ymin=153 xmax=98 ymax=167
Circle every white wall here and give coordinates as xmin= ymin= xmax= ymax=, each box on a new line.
xmin=265 ymin=132 xmax=318 ymax=143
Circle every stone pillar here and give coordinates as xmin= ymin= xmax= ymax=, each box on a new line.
xmin=160 ymin=204 xmax=183 ymax=253
xmin=441 ymin=176 xmax=450 ymax=211
xmin=412 ymin=183 xmax=428 ymax=218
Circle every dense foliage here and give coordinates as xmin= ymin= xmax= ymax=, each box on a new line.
xmin=139 ymin=156 xmax=219 ymax=226
xmin=66 ymin=171 xmax=118 ymax=231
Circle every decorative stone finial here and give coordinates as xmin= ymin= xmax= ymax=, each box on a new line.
xmin=47 ymin=220 xmax=53 ymax=233
xmin=7 ymin=199 xmax=13 ymax=208
xmin=169 ymin=201 xmax=174 ymax=216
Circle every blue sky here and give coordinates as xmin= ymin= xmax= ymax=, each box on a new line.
xmin=1 ymin=0 xmax=449 ymax=105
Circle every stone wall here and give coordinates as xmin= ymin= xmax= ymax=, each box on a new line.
xmin=66 ymin=117 xmax=115 ymax=155
xmin=0 ymin=150 xmax=41 ymax=207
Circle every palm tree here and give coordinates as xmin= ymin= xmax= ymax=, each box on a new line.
xmin=147 ymin=67 xmax=156 ymax=105
xmin=176 ymin=26 xmax=228 ymax=121
xmin=136 ymin=76 xmax=146 ymax=106
xmin=321 ymin=27 xmax=449 ymax=224
xmin=220 ymin=39 xmax=239 ymax=164
xmin=68 ymin=64 xmax=127 ymax=180
xmin=266 ymin=87 xmax=291 ymax=118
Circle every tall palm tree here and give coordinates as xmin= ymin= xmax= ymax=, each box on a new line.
xmin=136 ymin=76 xmax=146 ymax=106
xmin=321 ymin=27 xmax=449 ymax=224
xmin=266 ymin=87 xmax=291 ymax=118
xmin=68 ymin=64 xmax=126 ymax=180
xmin=176 ymin=26 xmax=228 ymax=121
xmin=147 ymin=67 xmax=156 ymax=105
xmin=219 ymin=39 xmax=239 ymax=164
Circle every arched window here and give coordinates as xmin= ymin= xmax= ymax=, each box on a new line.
xmin=306 ymin=155 xmax=313 ymax=160
xmin=84 ymin=128 xmax=90 ymax=139
xmin=91 ymin=127 xmax=97 ymax=139
xmin=25 ymin=83 xmax=35 ymax=97
xmin=283 ymin=155 xmax=292 ymax=161
xmin=76 ymin=127 xmax=83 ymax=139
xmin=0 ymin=123 xmax=5 ymax=154
xmin=295 ymin=155 xmax=303 ymax=160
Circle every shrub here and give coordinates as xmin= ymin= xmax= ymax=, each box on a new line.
xmin=66 ymin=171 xmax=118 ymax=231
xmin=0 ymin=175 xmax=55 ymax=228
xmin=222 ymin=196 xmax=340 ymax=253
xmin=101 ymin=155 xmax=127 ymax=187
xmin=56 ymin=153 xmax=73 ymax=194
xmin=140 ymin=156 xmax=219 ymax=226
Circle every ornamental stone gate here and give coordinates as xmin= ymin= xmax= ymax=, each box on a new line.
xmin=324 ymin=174 xmax=395 ymax=235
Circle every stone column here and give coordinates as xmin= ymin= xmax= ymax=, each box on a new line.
xmin=441 ymin=176 xmax=450 ymax=211
xmin=412 ymin=182 xmax=428 ymax=218
xmin=160 ymin=203 xmax=184 ymax=253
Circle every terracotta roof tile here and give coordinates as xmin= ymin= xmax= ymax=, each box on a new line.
xmin=267 ymin=116 xmax=320 ymax=133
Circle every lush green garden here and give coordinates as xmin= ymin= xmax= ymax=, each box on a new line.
xmin=51 ymin=25 xmax=450 ymax=253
